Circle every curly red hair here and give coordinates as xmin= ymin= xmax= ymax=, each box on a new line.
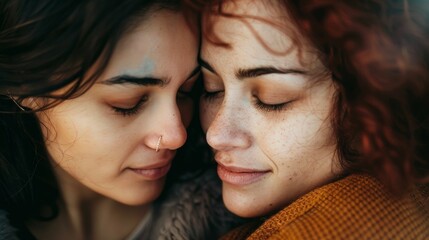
xmin=184 ymin=0 xmax=429 ymax=194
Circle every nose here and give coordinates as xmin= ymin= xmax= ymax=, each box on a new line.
xmin=150 ymin=104 xmax=188 ymax=151
xmin=206 ymin=102 xmax=251 ymax=151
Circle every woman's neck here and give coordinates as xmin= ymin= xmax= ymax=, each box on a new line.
xmin=27 ymin=169 xmax=151 ymax=240
xmin=28 ymin=200 xmax=150 ymax=240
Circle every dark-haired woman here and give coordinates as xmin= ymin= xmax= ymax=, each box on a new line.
xmin=194 ymin=0 xmax=429 ymax=239
xmin=0 ymin=0 xmax=240 ymax=239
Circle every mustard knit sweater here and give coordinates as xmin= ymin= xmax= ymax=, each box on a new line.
xmin=221 ymin=174 xmax=429 ymax=240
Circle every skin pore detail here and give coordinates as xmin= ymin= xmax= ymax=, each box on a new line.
xmin=139 ymin=55 xmax=156 ymax=76
xmin=121 ymin=55 xmax=156 ymax=80
xmin=200 ymin=0 xmax=341 ymax=218
xmin=25 ymin=9 xmax=199 ymax=240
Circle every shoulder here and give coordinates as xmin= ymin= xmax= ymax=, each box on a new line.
xmin=145 ymin=168 xmax=244 ymax=240
xmin=249 ymin=174 xmax=429 ymax=240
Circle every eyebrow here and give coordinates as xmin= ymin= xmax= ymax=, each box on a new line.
xmin=199 ymin=58 xmax=308 ymax=80
xmin=101 ymin=66 xmax=201 ymax=86
xmin=102 ymin=75 xmax=167 ymax=86
xmin=236 ymin=67 xmax=307 ymax=80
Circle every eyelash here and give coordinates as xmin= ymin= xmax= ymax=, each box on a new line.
xmin=177 ymin=90 xmax=193 ymax=99
xmin=202 ymin=90 xmax=223 ymax=101
xmin=112 ymin=96 xmax=148 ymax=117
xmin=203 ymin=89 xmax=291 ymax=113
xmin=254 ymin=98 xmax=291 ymax=112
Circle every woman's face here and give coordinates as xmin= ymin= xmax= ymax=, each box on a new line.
xmin=200 ymin=0 xmax=341 ymax=218
xmin=37 ymin=10 xmax=199 ymax=205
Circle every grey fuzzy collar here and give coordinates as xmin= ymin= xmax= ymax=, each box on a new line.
xmin=134 ymin=169 xmax=243 ymax=239
xmin=0 ymin=209 xmax=19 ymax=240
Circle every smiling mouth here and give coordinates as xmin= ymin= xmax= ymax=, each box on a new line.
xmin=129 ymin=163 xmax=172 ymax=180
xmin=217 ymin=164 xmax=270 ymax=186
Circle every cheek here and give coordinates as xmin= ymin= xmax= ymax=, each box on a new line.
xmin=44 ymin=116 xmax=86 ymax=160
xmin=41 ymin=106 xmax=114 ymax=167
xmin=257 ymin=111 xmax=328 ymax=153
xmin=38 ymin=109 xmax=78 ymax=152
xmin=257 ymin=119 xmax=289 ymax=164
xmin=44 ymin=116 xmax=124 ymax=184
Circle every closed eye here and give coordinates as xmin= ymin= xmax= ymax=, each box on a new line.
xmin=253 ymin=98 xmax=293 ymax=112
xmin=202 ymin=89 xmax=224 ymax=102
xmin=111 ymin=96 xmax=148 ymax=117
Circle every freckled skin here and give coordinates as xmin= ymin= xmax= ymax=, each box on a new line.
xmin=200 ymin=0 xmax=341 ymax=218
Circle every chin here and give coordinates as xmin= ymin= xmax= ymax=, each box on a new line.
xmin=119 ymin=191 xmax=163 ymax=206
xmin=222 ymin=190 xmax=272 ymax=218
xmin=224 ymin=201 xmax=267 ymax=218
xmin=115 ymin=182 xmax=165 ymax=206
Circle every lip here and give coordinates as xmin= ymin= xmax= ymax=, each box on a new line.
xmin=217 ymin=163 xmax=270 ymax=186
xmin=129 ymin=162 xmax=172 ymax=180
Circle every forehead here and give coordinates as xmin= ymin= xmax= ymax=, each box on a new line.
xmin=202 ymin=0 xmax=318 ymax=70
xmin=220 ymin=0 xmax=286 ymax=18
xmin=204 ymin=0 xmax=292 ymax=50
xmin=104 ymin=9 xmax=198 ymax=76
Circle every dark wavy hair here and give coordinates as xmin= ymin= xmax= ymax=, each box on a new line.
xmin=0 ymin=0 xmax=208 ymax=223
xmin=184 ymin=0 xmax=429 ymax=194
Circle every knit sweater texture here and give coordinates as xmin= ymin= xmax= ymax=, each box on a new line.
xmin=221 ymin=174 xmax=429 ymax=240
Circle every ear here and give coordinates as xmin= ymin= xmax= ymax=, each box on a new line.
xmin=7 ymin=95 xmax=27 ymax=111
xmin=19 ymin=97 xmax=42 ymax=110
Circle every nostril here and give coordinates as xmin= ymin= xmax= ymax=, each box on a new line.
xmin=206 ymin=126 xmax=221 ymax=146
xmin=206 ymin=125 xmax=232 ymax=150
xmin=165 ymin=125 xmax=188 ymax=150
xmin=206 ymin=120 xmax=252 ymax=151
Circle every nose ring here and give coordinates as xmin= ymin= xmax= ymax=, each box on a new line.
xmin=155 ymin=135 xmax=162 ymax=152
